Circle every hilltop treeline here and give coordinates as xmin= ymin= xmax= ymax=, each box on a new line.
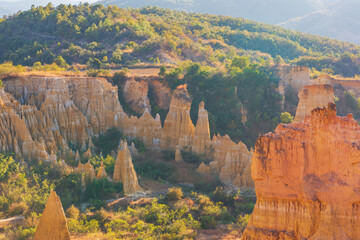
xmin=0 ymin=4 xmax=360 ymax=76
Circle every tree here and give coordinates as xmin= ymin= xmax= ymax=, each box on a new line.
xmin=274 ymin=55 xmax=285 ymax=65
xmin=231 ymin=56 xmax=250 ymax=69
xmin=159 ymin=66 xmax=167 ymax=77
xmin=111 ymin=49 xmax=123 ymax=64
xmin=280 ymin=112 xmax=294 ymax=124
xmin=91 ymin=58 xmax=102 ymax=69
xmin=53 ymin=56 xmax=68 ymax=68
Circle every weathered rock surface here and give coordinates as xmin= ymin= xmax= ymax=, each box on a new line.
xmin=113 ymin=140 xmax=142 ymax=194
xmin=148 ymin=79 xmax=172 ymax=109
xmin=33 ymin=190 xmax=70 ymax=240
xmin=210 ymin=134 xmax=253 ymax=189
xmin=0 ymin=76 xmax=252 ymax=189
xmin=294 ymin=84 xmax=334 ymax=122
xmin=75 ymin=160 xmax=96 ymax=180
xmin=275 ymin=65 xmax=312 ymax=91
xmin=192 ymin=101 xmax=211 ymax=155
xmin=242 ymin=103 xmax=360 ymax=240
xmin=96 ymin=162 xmax=108 ymax=179
xmin=161 ymin=85 xmax=195 ymax=150
xmin=123 ymin=77 xmax=151 ymax=114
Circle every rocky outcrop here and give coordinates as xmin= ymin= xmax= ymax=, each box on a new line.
xmin=294 ymin=84 xmax=334 ymax=122
xmin=0 ymin=87 xmax=50 ymax=161
xmin=242 ymin=103 xmax=360 ymax=239
xmin=0 ymin=76 xmax=252 ymax=190
xmin=209 ymin=134 xmax=253 ymax=189
xmin=33 ymin=190 xmax=70 ymax=240
xmin=175 ymin=145 xmax=183 ymax=162
xmin=148 ymin=79 xmax=172 ymax=110
xmin=96 ymin=162 xmax=108 ymax=179
xmin=123 ymin=78 xmax=151 ymax=114
xmin=275 ymin=65 xmax=312 ymax=91
xmin=113 ymin=140 xmax=142 ymax=194
xmin=192 ymin=101 xmax=211 ymax=155
xmin=197 ymin=162 xmax=211 ymax=175
xmin=75 ymin=161 xmax=96 ymax=180
xmin=161 ymin=85 xmax=195 ymax=150
xmin=122 ymin=109 xmax=162 ymax=148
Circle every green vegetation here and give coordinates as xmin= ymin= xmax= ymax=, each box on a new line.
xmin=280 ymin=112 xmax=294 ymax=124
xmin=0 ymin=4 xmax=359 ymax=77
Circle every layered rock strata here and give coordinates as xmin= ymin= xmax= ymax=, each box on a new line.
xmin=33 ymin=190 xmax=70 ymax=240
xmin=113 ymin=140 xmax=142 ymax=194
xmin=242 ymin=103 xmax=360 ymax=239
xmin=294 ymin=84 xmax=334 ymax=122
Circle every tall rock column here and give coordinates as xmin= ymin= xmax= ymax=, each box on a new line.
xmin=294 ymin=84 xmax=334 ymax=122
xmin=113 ymin=140 xmax=142 ymax=194
xmin=192 ymin=101 xmax=211 ymax=155
xmin=33 ymin=190 xmax=70 ymax=240
xmin=161 ymin=85 xmax=195 ymax=150
xmin=243 ymin=103 xmax=360 ymax=239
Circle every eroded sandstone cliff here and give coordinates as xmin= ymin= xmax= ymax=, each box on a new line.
xmin=122 ymin=77 xmax=151 ymax=114
xmin=1 ymin=76 xmax=253 ymax=189
xmin=242 ymin=103 xmax=360 ymax=240
xmin=294 ymin=84 xmax=334 ymax=122
xmin=161 ymin=85 xmax=195 ymax=150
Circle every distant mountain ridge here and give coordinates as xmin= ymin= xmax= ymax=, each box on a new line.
xmin=96 ymin=0 xmax=328 ymax=24
xmin=279 ymin=0 xmax=360 ymax=44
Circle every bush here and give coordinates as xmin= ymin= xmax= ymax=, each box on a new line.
xmin=66 ymin=205 xmax=80 ymax=219
xmin=280 ymin=112 xmax=294 ymax=124
xmin=8 ymin=202 xmax=28 ymax=216
xmin=181 ymin=151 xmax=202 ymax=164
xmin=134 ymin=160 xmax=174 ymax=181
xmin=93 ymin=128 xmax=123 ymax=156
xmin=166 ymin=187 xmax=183 ymax=201
xmin=68 ymin=219 xmax=100 ymax=234
xmin=85 ymin=178 xmax=123 ymax=202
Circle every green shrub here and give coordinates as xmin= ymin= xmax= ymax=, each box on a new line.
xmin=66 ymin=205 xmax=80 ymax=219
xmin=68 ymin=219 xmax=100 ymax=234
xmin=93 ymin=127 xmax=123 ymax=156
xmin=166 ymin=187 xmax=183 ymax=201
xmin=85 ymin=178 xmax=123 ymax=202
xmin=134 ymin=160 xmax=174 ymax=181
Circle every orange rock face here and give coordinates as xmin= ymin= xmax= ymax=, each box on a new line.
xmin=123 ymin=78 xmax=151 ymax=114
xmin=113 ymin=140 xmax=142 ymax=194
xmin=33 ymin=190 xmax=70 ymax=240
xmin=192 ymin=101 xmax=211 ymax=155
xmin=96 ymin=162 xmax=108 ymax=179
xmin=75 ymin=160 xmax=96 ymax=181
xmin=242 ymin=103 xmax=360 ymax=240
xmin=294 ymin=84 xmax=334 ymax=122
xmin=209 ymin=134 xmax=253 ymax=189
xmin=161 ymin=85 xmax=195 ymax=150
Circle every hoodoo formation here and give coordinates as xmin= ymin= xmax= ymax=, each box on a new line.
xmin=0 ymin=77 xmax=253 ymax=189
xmin=242 ymin=103 xmax=360 ymax=239
xmin=33 ymin=190 xmax=70 ymax=240
xmin=294 ymin=84 xmax=334 ymax=122
xmin=113 ymin=140 xmax=142 ymax=194
xmin=192 ymin=101 xmax=211 ymax=155
xmin=161 ymin=84 xmax=195 ymax=150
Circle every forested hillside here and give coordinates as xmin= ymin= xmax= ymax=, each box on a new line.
xmin=1 ymin=4 xmax=360 ymax=77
